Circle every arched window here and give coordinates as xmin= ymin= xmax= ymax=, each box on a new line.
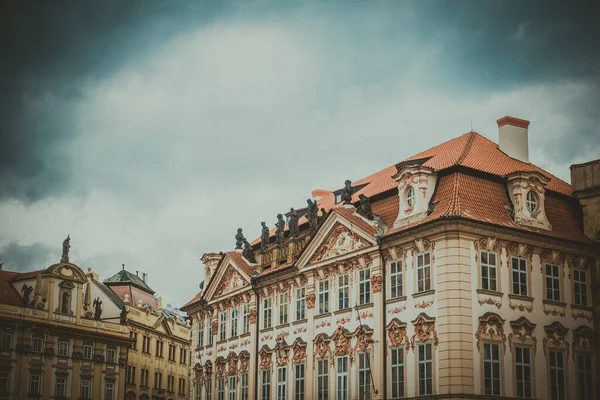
xmin=406 ymin=186 xmax=415 ymax=208
xmin=61 ymin=292 xmax=70 ymax=314
xmin=526 ymin=191 xmax=538 ymax=213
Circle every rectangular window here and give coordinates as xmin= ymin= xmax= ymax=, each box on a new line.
xmin=180 ymin=348 xmax=187 ymax=364
xmin=180 ymin=378 xmax=186 ymax=395
xmin=338 ymin=274 xmax=349 ymax=310
xmin=262 ymin=370 xmax=271 ymax=400
xmin=56 ymin=376 xmax=67 ymax=397
xmin=80 ymin=379 xmax=92 ymax=399
xmin=277 ymin=367 xmax=287 ymax=400
xmin=130 ymin=331 xmax=138 ymax=350
xmin=390 ymin=260 xmax=403 ymax=299
xmin=229 ymin=376 xmax=236 ymax=400
xmin=206 ymin=380 xmax=212 ymax=400
xmin=58 ymin=340 xmax=69 ymax=357
xmin=318 ymin=280 xmax=329 ymax=314
xmin=127 ymin=366 xmax=136 ymax=384
xmin=83 ymin=344 xmax=93 ymax=360
xmin=512 ymin=257 xmax=528 ymax=296
xmin=263 ymin=298 xmax=273 ymax=329
xmin=105 ymin=381 xmax=114 ymax=400
xmin=155 ymin=372 xmax=163 ymax=389
xmin=296 ymin=288 xmax=306 ymax=321
xmin=241 ymin=372 xmax=249 ymax=400
xmin=358 ymin=352 xmax=371 ymax=400
xmin=359 ymin=269 xmax=371 ymax=305
xmin=208 ymin=324 xmax=214 ymax=346
xmin=481 ymin=251 xmax=498 ymax=291
xmin=317 ymin=359 xmax=329 ymax=400
xmin=168 ymin=344 xmax=175 ymax=361
xmin=515 ymin=346 xmax=532 ymax=398
xmin=29 ymin=373 xmax=41 ymax=395
xmin=546 ymin=264 xmax=561 ymax=302
xmin=195 ymin=383 xmax=201 ymax=400
xmin=142 ymin=369 xmax=149 ymax=387
xmin=242 ymin=304 xmax=250 ymax=334
xmin=483 ymin=343 xmax=501 ymax=395
xmin=231 ymin=308 xmax=239 ymax=337
xmin=32 ymin=337 xmax=44 ymax=353
xmin=156 ymin=340 xmax=164 ymax=357
xmin=337 ymin=356 xmax=348 ymax=400
xmin=167 ymin=375 xmax=174 ymax=392
xmin=573 ymin=269 xmax=588 ymax=306
xmin=198 ymin=320 xmax=204 ymax=347
xmin=418 ymin=343 xmax=433 ymax=396
xmin=390 ymin=348 xmax=404 ymax=399
xmin=294 ymin=364 xmax=305 ymax=400
xmin=142 ymin=336 xmax=150 ymax=353
xmin=417 ymin=252 xmax=432 ymax=292
xmin=279 ymin=292 xmax=289 ymax=325
xmin=0 ymin=372 xmax=9 ymax=394
xmin=220 ymin=311 xmax=227 ymax=341
xmin=1 ymin=332 xmax=12 ymax=349
xmin=577 ymin=353 xmax=593 ymax=400
xmin=218 ymin=377 xmax=225 ymax=400
xmin=549 ymin=350 xmax=565 ymax=400
xmin=106 ymin=348 xmax=117 ymax=364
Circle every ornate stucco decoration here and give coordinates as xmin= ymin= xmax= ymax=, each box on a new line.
xmin=214 ymin=265 xmax=248 ymax=298
xmin=274 ymin=340 xmax=290 ymax=366
xmin=292 ymin=340 xmax=307 ymax=364
xmin=474 ymin=237 xmax=501 ymax=265
xmin=249 ymin=309 xmax=257 ymax=324
xmin=371 ymin=275 xmax=382 ymax=293
xmin=313 ymin=334 xmax=332 ymax=367
xmin=215 ymin=358 xmax=227 ymax=378
xmin=508 ymin=317 xmax=537 ymax=354
xmin=542 ymin=321 xmax=569 ymax=358
xmin=306 ymin=293 xmax=316 ymax=309
xmin=539 ymin=250 xmax=565 ymax=275
xmin=226 ymin=352 xmax=238 ymax=376
xmin=392 ymin=165 xmax=437 ymax=228
xmin=506 ymin=242 xmax=535 ymax=270
xmin=479 ymin=298 xmax=502 ymax=309
xmin=386 ymin=246 xmax=407 ymax=262
xmin=212 ymin=321 xmax=218 ymax=335
xmin=507 ymin=172 xmax=552 ymax=230
xmin=353 ymin=326 xmax=374 ymax=355
xmin=239 ymin=352 xmax=250 ymax=373
xmin=193 ymin=363 xmax=203 ymax=384
xmin=412 ymin=238 xmax=435 ymax=262
xmin=572 ymin=326 xmax=595 ymax=360
xmin=509 ymin=303 xmax=532 ymax=313
xmin=475 ymin=312 xmax=506 ymax=354
xmin=387 ymin=319 xmax=408 ymax=348
xmin=331 ymin=326 xmax=353 ymax=358
xmin=204 ymin=361 xmax=213 ymax=381
xmin=259 ymin=346 xmax=273 ymax=370
xmin=310 ymin=223 xmax=368 ymax=264
xmin=415 ymin=299 xmax=434 ymax=309
xmin=410 ymin=313 xmax=438 ymax=351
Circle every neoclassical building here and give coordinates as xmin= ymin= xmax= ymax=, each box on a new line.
xmin=104 ymin=267 xmax=192 ymax=400
xmin=0 ymin=237 xmax=131 ymax=400
xmin=183 ymin=116 xmax=599 ymax=400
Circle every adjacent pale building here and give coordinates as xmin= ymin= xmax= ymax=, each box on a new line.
xmin=183 ymin=116 xmax=599 ymax=400
xmin=0 ymin=237 xmax=130 ymax=400
xmin=104 ymin=267 xmax=192 ymax=400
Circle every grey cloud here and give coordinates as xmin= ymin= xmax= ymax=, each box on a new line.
xmin=0 ymin=241 xmax=60 ymax=272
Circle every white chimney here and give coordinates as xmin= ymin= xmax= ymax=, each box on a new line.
xmin=497 ymin=116 xmax=530 ymax=163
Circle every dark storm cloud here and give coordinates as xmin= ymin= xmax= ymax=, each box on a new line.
xmin=0 ymin=241 xmax=59 ymax=272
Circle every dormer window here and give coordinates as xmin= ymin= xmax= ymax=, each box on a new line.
xmin=335 ymin=193 xmax=342 ymax=204
xmin=525 ymin=191 xmax=538 ymax=213
xmin=406 ymin=186 xmax=415 ymax=208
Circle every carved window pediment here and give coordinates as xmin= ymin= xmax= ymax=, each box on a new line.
xmin=572 ymin=326 xmax=595 ymax=353
xmin=507 ymin=172 xmax=552 ymax=231
xmin=292 ymin=339 xmax=307 ymax=364
xmin=313 ymin=334 xmax=332 ymax=366
xmin=387 ymin=318 xmax=408 ymax=348
xmin=542 ymin=321 xmax=570 ymax=357
xmin=259 ymin=346 xmax=273 ymax=370
xmin=309 ymin=223 xmax=369 ymax=264
xmin=410 ymin=313 xmax=438 ymax=350
xmin=508 ymin=317 xmax=537 ymax=353
xmin=475 ymin=312 xmax=506 ymax=353
xmin=331 ymin=325 xmax=352 ymax=357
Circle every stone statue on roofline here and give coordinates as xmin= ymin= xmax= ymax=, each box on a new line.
xmin=235 ymin=228 xmax=245 ymax=250
xmin=61 ymin=235 xmax=71 ymax=263
xmin=341 ymin=180 xmax=353 ymax=203
xmin=275 ymin=214 xmax=285 ymax=244
xmin=260 ymin=222 xmax=270 ymax=252
xmin=93 ymin=297 xmax=103 ymax=320
xmin=288 ymin=208 xmax=299 ymax=238
xmin=307 ymin=199 xmax=318 ymax=232
xmin=357 ymin=194 xmax=374 ymax=220
xmin=242 ymin=239 xmax=257 ymax=264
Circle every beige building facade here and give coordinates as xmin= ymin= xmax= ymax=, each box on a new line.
xmin=184 ymin=116 xmax=598 ymax=400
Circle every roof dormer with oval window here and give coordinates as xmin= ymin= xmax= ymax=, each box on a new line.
xmin=507 ymin=171 xmax=552 ymax=230
xmin=392 ymin=160 xmax=437 ymax=229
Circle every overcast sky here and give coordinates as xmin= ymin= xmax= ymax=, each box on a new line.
xmin=1 ymin=0 xmax=599 ymax=307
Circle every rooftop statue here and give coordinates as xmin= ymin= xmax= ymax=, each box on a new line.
xmin=288 ymin=208 xmax=299 ymax=238
xmin=275 ymin=214 xmax=285 ymax=244
xmin=357 ymin=194 xmax=374 ymax=220
xmin=341 ymin=179 xmax=353 ymax=203
xmin=242 ymin=239 xmax=257 ymax=264
xmin=235 ymin=228 xmax=245 ymax=250
xmin=260 ymin=222 xmax=270 ymax=252
xmin=93 ymin=297 xmax=103 ymax=320
xmin=61 ymin=235 xmax=71 ymax=263
xmin=307 ymin=199 xmax=318 ymax=232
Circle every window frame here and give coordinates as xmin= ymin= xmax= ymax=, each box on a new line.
xmin=80 ymin=379 xmax=92 ymax=399
xmin=83 ymin=344 xmax=93 ymax=360
xmin=406 ymin=186 xmax=415 ymax=208
xmin=511 ymin=257 xmax=529 ymax=296
xmin=198 ymin=319 xmax=204 ymax=347
xmin=0 ymin=372 xmax=9 ymax=395
xmin=1 ymin=332 xmax=12 ymax=349
xmin=295 ymin=288 xmax=306 ymax=321
xmin=548 ymin=349 xmax=566 ymax=400
xmin=55 ymin=375 xmax=67 ymax=397
xmin=261 ymin=369 xmax=271 ymax=400
xmin=358 ymin=352 xmax=371 ymax=400
xmin=317 ymin=358 xmax=329 ymax=400
xmin=228 ymin=375 xmax=237 ymax=400
xmin=417 ymin=343 xmax=433 ymax=396
xmin=390 ymin=347 xmax=405 ymax=399
xmin=240 ymin=372 xmax=249 ymax=400
xmin=338 ymin=274 xmax=349 ymax=310
xmin=279 ymin=292 xmax=289 ymax=325
xmin=294 ymin=363 xmax=305 ymax=400
xmin=217 ymin=377 xmax=225 ymax=400
xmin=231 ymin=308 xmax=239 ymax=337
xmin=545 ymin=264 xmax=561 ymax=302
xmin=416 ymin=252 xmax=432 ymax=293
xmin=483 ymin=342 xmax=502 ymax=396
xmin=263 ymin=297 xmax=273 ymax=329
xmin=576 ymin=352 xmax=593 ymax=400
xmin=277 ymin=366 xmax=287 ymax=400
xmin=358 ymin=268 xmax=371 ymax=305
xmin=242 ymin=304 xmax=250 ymax=334
xmin=104 ymin=381 xmax=115 ymax=400
xmin=32 ymin=336 xmax=44 ymax=353
xmin=106 ymin=347 xmax=117 ymax=364
xmin=514 ymin=345 xmax=533 ymax=399
xmin=219 ymin=311 xmax=227 ymax=341
xmin=318 ymin=279 xmax=329 ymax=314
xmin=525 ymin=190 xmax=538 ymax=214
xmin=58 ymin=340 xmax=69 ymax=357
xmin=573 ymin=268 xmax=588 ymax=306
xmin=389 ymin=260 xmax=403 ymax=299
xmin=480 ymin=250 xmax=498 ymax=292
xmin=336 ymin=355 xmax=349 ymax=400
xmin=29 ymin=373 xmax=41 ymax=395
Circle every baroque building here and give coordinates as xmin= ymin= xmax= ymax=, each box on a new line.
xmin=104 ymin=267 xmax=192 ymax=400
xmin=0 ymin=237 xmax=130 ymax=400
xmin=183 ymin=116 xmax=599 ymax=400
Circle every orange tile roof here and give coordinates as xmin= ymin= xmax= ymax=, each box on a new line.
xmin=331 ymin=206 xmax=377 ymax=236
xmin=182 ymin=291 xmax=203 ymax=309
xmin=0 ymin=270 xmax=24 ymax=306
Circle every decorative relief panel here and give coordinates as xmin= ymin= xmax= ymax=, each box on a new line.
xmin=412 ymin=238 xmax=435 ymax=262
xmin=572 ymin=326 xmax=595 ymax=359
xmin=292 ymin=340 xmax=307 ymax=364
xmin=410 ymin=313 xmax=438 ymax=351
xmin=274 ymin=340 xmax=290 ymax=366
xmin=474 ymin=237 xmax=502 ymax=265
xmin=508 ymin=317 xmax=537 ymax=354
xmin=331 ymin=326 xmax=352 ymax=358
xmin=539 ymin=250 xmax=565 ymax=276
xmin=479 ymin=298 xmax=502 ymax=309
xmin=387 ymin=319 xmax=408 ymax=348
xmin=313 ymin=335 xmax=332 ymax=367
xmin=306 ymin=293 xmax=316 ymax=310
xmin=226 ymin=352 xmax=238 ymax=376
xmin=310 ymin=223 xmax=368 ymax=264
xmin=505 ymin=242 xmax=535 ymax=270
xmin=203 ymin=361 xmax=213 ymax=381
xmin=371 ymin=275 xmax=382 ymax=293
xmin=259 ymin=346 xmax=273 ymax=370
xmin=214 ymin=266 xmax=248 ymax=298
xmin=239 ymin=352 xmax=250 ymax=373
xmin=542 ymin=321 xmax=569 ymax=358
xmin=215 ymin=358 xmax=226 ymax=378
xmin=475 ymin=312 xmax=506 ymax=354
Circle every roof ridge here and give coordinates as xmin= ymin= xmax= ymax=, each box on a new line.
xmin=454 ymin=132 xmax=477 ymax=166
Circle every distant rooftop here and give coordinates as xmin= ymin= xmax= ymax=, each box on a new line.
xmin=104 ymin=268 xmax=155 ymax=294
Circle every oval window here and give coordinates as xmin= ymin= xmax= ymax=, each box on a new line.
xmin=526 ymin=191 xmax=538 ymax=213
xmin=406 ymin=186 xmax=415 ymax=208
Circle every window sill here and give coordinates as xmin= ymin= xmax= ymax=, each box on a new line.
xmin=476 ymin=289 xmax=503 ymax=297
xmin=275 ymin=323 xmax=289 ymax=330
xmin=508 ymin=294 xmax=533 ymax=302
xmin=571 ymin=304 xmax=592 ymax=311
xmin=386 ymin=296 xmax=407 ymax=304
xmin=259 ymin=327 xmax=274 ymax=333
xmin=314 ymin=312 xmax=332 ymax=320
xmin=292 ymin=319 xmax=307 ymax=325
xmin=240 ymin=332 xmax=251 ymax=338
xmin=356 ymin=303 xmax=373 ymax=310
xmin=543 ymin=300 xmax=566 ymax=307
xmin=228 ymin=336 xmax=239 ymax=341
xmin=334 ymin=308 xmax=352 ymax=315
xmin=413 ymin=289 xmax=435 ymax=299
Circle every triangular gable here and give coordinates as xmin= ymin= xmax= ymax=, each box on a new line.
xmin=203 ymin=254 xmax=251 ymax=303
xmin=153 ymin=315 xmax=174 ymax=336
xmin=296 ymin=209 xmax=377 ymax=269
